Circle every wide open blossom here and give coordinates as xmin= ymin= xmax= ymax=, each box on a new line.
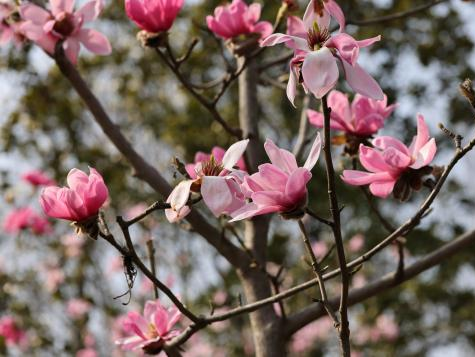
xmin=261 ymin=0 xmax=383 ymax=106
xmin=231 ymin=133 xmax=321 ymax=221
xmin=0 ymin=1 xmax=25 ymax=46
xmin=0 ymin=316 xmax=27 ymax=347
xmin=20 ymin=0 xmax=111 ymax=64
xmin=39 ymin=167 xmax=108 ymax=222
xmin=185 ymin=146 xmax=247 ymax=179
xmin=166 ymin=140 xmax=249 ymax=222
xmin=206 ymin=0 xmax=273 ymax=40
xmin=341 ymin=115 xmax=437 ymax=200
xmin=3 ymin=207 xmax=51 ymax=235
xmin=22 ymin=169 xmax=55 ymax=187
xmin=125 ymin=0 xmax=184 ymax=33
xmin=115 ymin=299 xmax=181 ymax=354
xmin=308 ymin=90 xmax=396 ymax=136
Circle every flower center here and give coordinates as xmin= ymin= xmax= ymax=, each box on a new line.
xmin=307 ymin=22 xmax=330 ymax=51
xmin=200 ymin=156 xmax=224 ymax=177
xmin=52 ymin=12 xmax=76 ymax=37
xmin=147 ymin=323 xmax=159 ymax=338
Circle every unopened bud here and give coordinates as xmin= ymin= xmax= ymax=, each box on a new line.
xmin=459 ymin=78 xmax=475 ymax=108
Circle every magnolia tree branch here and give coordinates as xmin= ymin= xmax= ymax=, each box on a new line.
xmin=53 ymin=47 xmax=251 ymax=270
xmin=165 ymin=228 xmax=475 ymax=348
xmin=321 ymin=95 xmax=351 ymax=357
xmin=347 ymin=0 xmax=449 ymax=26
xmin=284 ymin=229 xmax=475 ymax=336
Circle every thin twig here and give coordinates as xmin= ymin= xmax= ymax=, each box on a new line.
xmin=298 ymin=220 xmax=340 ymax=328
xmin=305 ymin=208 xmax=334 ymax=227
xmin=147 ymin=240 xmax=159 ymax=299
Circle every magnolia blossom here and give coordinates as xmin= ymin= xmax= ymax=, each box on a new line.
xmin=261 ymin=0 xmax=383 ymax=105
xmin=206 ymin=0 xmax=272 ymax=40
xmin=125 ymin=0 xmax=184 ymax=33
xmin=40 ymin=167 xmax=109 ymax=222
xmin=0 ymin=316 xmax=27 ymax=347
xmin=307 ymin=90 xmax=396 ymax=137
xmin=3 ymin=207 xmax=51 ymax=235
xmin=231 ymin=134 xmax=321 ymax=221
xmin=22 ymin=169 xmax=55 ymax=187
xmin=185 ymin=146 xmax=246 ymax=179
xmin=0 ymin=1 xmax=24 ymax=46
xmin=166 ymin=140 xmax=249 ymax=222
xmin=342 ymin=115 xmax=437 ymax=199
xmin=115 ymin=299 xmax=182 ymax=354
xmin=20 ymin=0 xmax=111 ymax=64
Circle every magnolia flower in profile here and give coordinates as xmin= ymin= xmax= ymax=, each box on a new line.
xmin=115 ymin=299 xmax=182 ymax=354
xmin=40 ymin=168 xmax=108 ymax=238
xmin=0 ymin=316 xmax=27 ymax=347
xmin=166 ymin=140 xmax=249 ymax=222
xmin=206 ymin=0 xmax=273 ymax=40
xmin=261 ymin=0 xmax=383 ymax=105
xmin=20 ymin=0 xmax=111 ymax=64
xmin=185 ymin=146 xmax=247 ymax=179
xmin=0 ymin=1 xmax=25 ymax=46
xmin=3 ymin=207 xmax=51 ymax=235
xmin=342 ymin=115 xmax=437 ymax=200
xmin=22 ymin=170 xmax=55 ymax=187
xmin=125 ymin=0 xmax=184 ymax=33
xmin=231 ymin=133 xmax=321 ymax=221
xmin=307 ymin=90 xmax=396 ymax=154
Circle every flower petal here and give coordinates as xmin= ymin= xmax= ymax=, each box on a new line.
xmin=302 ymin=47 xmax=339 ymax=99
xmin=303 ymin=132 xmax=322 ymax=171
xmin=222 ymin=139 xmax=249 ymax=170
xmin=341 ymin=60 xmax=384 ymax=100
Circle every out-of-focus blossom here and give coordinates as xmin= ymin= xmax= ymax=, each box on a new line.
xmin=311 ymin=241 xmax=328 ymax=258
xmin=261 ymin=1 xmax=383 ymax=105
xmin=76 ymin=349 xmax=97 ymax=357
xmin=212 ymin=291 xmax=228 ymax=306
xmin=43 ymin=265 xmax=65 ymax=292
xmin=61 ymin=234 xmax=85 ymax=257
xmin=123 ymin=203 xmax=148 ymax=220
xmin=291 ymin=316 xmax=332 ymax=353
xmin=231 ymin=134 xmax=321 ymax=221
xmin=183 ymin=335 xmax=227 ymax=357
xmin=66 ymin=298 xmax=91 ymax=319
xmin=0 ymin=1 xmax=25 ymax=46
xmin=125 ymin=0 xmax=184 ymax=33
xmin=342 ymin=115 xmax=437 ymax=200
xmin=3 ymin=207 xmax=51 ymax=235
xmin=20 ymin=0 xmax=111 ymax=64
xmin=107 ymin=255 xmax=124 ymax=275
xmin=206 ymin=0 xmax=272 ymax=40
xmin=185 ymin=146 xmax=247 ymax=179
xmin=115 ymin=299 xmax=182 ymax=354
xmin=166 ymin=140 xmax=249 ymax=222
xmin=355 ymin=314 xmax=399 ymax=344
xmin=348 ymin=234 xmax=364 ymax=252
xmin=22 ymin=170 xmax=55 ymax=187
xmin=40 ymin=168 xmax=108 ymax=222
xmin=307 ymin=91 xmax=396 ymax=154
xmin=0 ymin=316 xmax=27 ymax=347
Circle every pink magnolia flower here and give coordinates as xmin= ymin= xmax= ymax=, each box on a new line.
xmin=125 ymin=0 xmax=184 ymax=33
xmin=206 ymin=0 xmax=273 ymax=40
xmin=342 ymin=115 xmax=437 ymax=199
xmin=0 ymin=1 xmax=25 ymax=46
xmin=0 ymin=316 xmax=27 ymax=347
xmin=231 ymin=133 xmax=321 ymax=221
xmin=22 ymin=170 xmax=55 ymax=187
xmin=185 ymin=146 xmax=247 ymax=179
xmin=3 ymin=207 xmax=51 ymax=235
xmin=261 ymin=0 xmax=383 ymax=106
xmin=66 ymin=298 xmax=92 ymax=319
xmin=307 ymin=90 xmax=396 ymax=137
xmin=20 ymin=0 xmax=111 ymax=64
xmin=115 ymin=299 xmax=182 ymax=354
xmin=40 ymin=167 xmax=108 ymax=222
xmin=166 ymin=140 xmax=249 ymax=222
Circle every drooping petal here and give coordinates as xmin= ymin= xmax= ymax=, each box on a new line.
xmin=369 ymin=180 xmax=396 ymax=198
xmin=63 ymin=38 xmax=80 ymax=65
xmin=301 ymin=47 xmax=339 ymax=99
xmin=303 ymin=132 xmax=322 ymax=171
xmin=201 ymin=176 xmax=235 ymax=217
xmin=77 ymin=28 xmax=112 ymax=55
xmin=341 ymin=60 xmax=384 ymax=100
xmin=230 ymin=203 xmax=282 ymax=222
xmin=287 ymin=66 xmax=299 ymax=107
xmin=221 ymin=139 xmax=249 ymax=170
xmin=168 ymin=180 xmax=194 ymax=211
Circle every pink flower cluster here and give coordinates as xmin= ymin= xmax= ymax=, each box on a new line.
xmin=206 ymin=0 xmax=273 ymax=40
xmin=115 ymin=299 xmax=181 ymax=354
xmin=40 ymin=168 xmax=108 ymax=222
xmin=167 ymin=134 xmax=322 ymax=223
xmin=342 ymin=115 xmax=436 ymax=199
xmin=0 ymin=316 xmax=27 ymax=347
xmin=261 ymin=0 xmax=383 ymax=105
xmin=3 ymin=207 xmax=51 ymax=235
